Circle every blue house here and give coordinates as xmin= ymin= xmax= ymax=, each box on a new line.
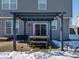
xmin=0 ymin=0 xmax=72 ymax=50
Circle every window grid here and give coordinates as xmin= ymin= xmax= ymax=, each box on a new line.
xmin=5 ymin=20 xmax=12 ymax=35
xmin=52 ymin=20 xmax=57 ymax=30
xmin=33 ymin=23 xmax=48 ymax=36
xmin=38 ymin=0 xmax=47 ymax=10
xmin=2 ymin=0 xmax=17 ymax=10
xmin=5 ymin=20 xmax=19 ymax=35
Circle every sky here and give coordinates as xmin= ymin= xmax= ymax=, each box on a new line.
xmin=72 ymin=0 xmax=79 ymax=25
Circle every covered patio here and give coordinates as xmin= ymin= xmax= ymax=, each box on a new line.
xmin=10 ymin=12 xmax=65 ymax=51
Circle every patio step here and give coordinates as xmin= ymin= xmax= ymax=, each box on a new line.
xmin=29 ymin=36 xmax=49 ymax=48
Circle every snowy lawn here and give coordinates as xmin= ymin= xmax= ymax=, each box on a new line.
xmin=53 ymin=40 xmax=79 ymax=50
xmin=0 ymin=51 xmax=79 ymax=59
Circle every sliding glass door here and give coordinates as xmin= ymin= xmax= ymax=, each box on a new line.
xmin=34 ymin=23 xmax=47 ymax=36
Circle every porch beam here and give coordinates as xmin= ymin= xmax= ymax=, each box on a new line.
xmin=13 ymin=14 xmax=17 ymax=51
xmin=60 ymin=13 xmax=64 ymax=51
xmin=49 ymin=20 xmax=52 ymax=45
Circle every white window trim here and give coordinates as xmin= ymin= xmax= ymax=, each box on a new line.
xmin=2 ymin=0 xmax=3 ymax=9
xmin=9 ymin=0 xmax=17 ymax=10
xmin=2 ymin=0 xmax=17 ymax=10
xmin=15 ymin=0 xmax=18 ymax=10
xmin=15 ymin=20 xmax=19 ymax=35
xmin=52 ymin=20 xmax=57 ymax=30
xmin=9 ymin=0 xmax=10 ymax=10
xmin=38 ymin=0 xmax=47 ymax=10
xmin=2 ymin=0 xmax=10 ymax=10
xmin=5 ymin=20 xmax=19 ymax=35
xmin=5 ymin=20 xmax=13 ymax=35
xmin=33 ymin=23 xmax=48 ymax=36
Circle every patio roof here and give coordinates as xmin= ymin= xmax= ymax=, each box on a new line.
xmin=10 ymin=12 xmax=66 ymax=15
xmin=10 ymin=12 xmax=66 ymax=51
xmin=10 ymin=12 xmax=66 ymax=21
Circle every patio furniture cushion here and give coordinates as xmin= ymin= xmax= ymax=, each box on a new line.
xmin=17 ymin=35 xmax=29 ymax=43
xmin=0 ymin=37 xmax=8 ymax=41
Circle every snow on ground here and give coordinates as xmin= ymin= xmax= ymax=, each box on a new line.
xmin=53 ymin=35 xmax=79 ymax=48
xmin=0 ymin=51 xmax=79 ymax=59
xmin=53 ymin=40 xmax=79 ymax=48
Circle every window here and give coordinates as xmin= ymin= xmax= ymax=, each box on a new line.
xmin=5 ymin=20 xmax=12 ymax=35
xmin=52 ymin=20 xmax=57 ymax=30
xmin=5 ymin=20 xmax=19 ymax=35
xmin=38 ymin=0 xmax=47 ymax=10
xmin=16 ymin=20 xmax=19 ymax=34
xmin=2 ymin=0 xmax=9 ymax=10
xmin=10 ymin=0 xmax=17 ymax=10
xmin=2 ymin=0 xmax=17 ymax=10
xmin=33 ymin=23 xmax=48 ymax=36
